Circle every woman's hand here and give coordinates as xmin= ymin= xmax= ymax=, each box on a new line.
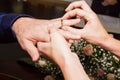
xmin=62 ymin=0 xmax=120 ymax=57
xmin=62 ymin=0 xmax=110 ymax=45
xmin=37 ymin=28 xmax=73 ymax=65
xmin=37 ymin=28 xmax=89 ymax=80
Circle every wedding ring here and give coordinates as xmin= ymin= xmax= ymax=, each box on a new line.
xmin=60 ymin=19 xmax=63 ymax=29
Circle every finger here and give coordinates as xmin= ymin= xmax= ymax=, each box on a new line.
xmin=62 ymin=19 xmax=80 ymax=26
xmin=23 ymin=40 xmax=40 ymax=61
xmin=37 ymin=42 xmax=53 ymax=60
xmin=37 ymin=41 xmax=71 ymax=57
xmin=36 ymin=32 xmax=50 ymax=42
xmin=65 ymin=0 xmax=92 ymax=12
xmin=50 ymin=29 xmax=72 ymax=46
xmin=37 ymin=42 xmax=51 ymax=56
xmin=58 ymin=28 xmax=81 ymax=40
xmin=49 ymin=18 xmax=80 ymax=29
xmin=63 ymin=9 xmax=91 ymax=21
xmin=62 ymin=26 xmax=84 ymax=37
xmin=48 ymin=19 xmax=61 ymax=29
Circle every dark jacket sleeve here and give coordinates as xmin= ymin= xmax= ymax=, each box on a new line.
xmin=0 ymin=13 xmax=31 ymax=43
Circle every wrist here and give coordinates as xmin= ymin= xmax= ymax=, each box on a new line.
xmin=99 ymin=36 xmax=120 ymax=57
xmin=57 ymin=53 xmax=90 ymax=80
xmin=98 ymin=35 xmax=113 ymax=49
xmin=56 ymin=52 xmax=79 ymax=67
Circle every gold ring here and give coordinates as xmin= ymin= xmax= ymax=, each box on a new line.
xmin=60 ymin=19 xmax=63 ymax=28
xmin=61 ymin=19 xmax=63 ymax=26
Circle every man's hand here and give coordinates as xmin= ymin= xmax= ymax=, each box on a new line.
xmin=12 ymin=18 xmax=50 ymax=61
xmin=12 ymin=17 xmax=80 ymax=61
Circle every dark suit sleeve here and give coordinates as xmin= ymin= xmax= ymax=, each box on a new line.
xmin=0 ymin=13 xmax=31 ymax=43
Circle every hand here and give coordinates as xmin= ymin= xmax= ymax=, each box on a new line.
xmin=37 ymin=28 xmax=90 ymax=80
xmin=12 ymin=17 xmax=80 ymax=61
xmin=102 ymin=0 xmax=118 ymax=6
xmin=62 ymin=0 xmax=110 ymax=45
xmin=37 ymin=28 xmax=76 ymax=64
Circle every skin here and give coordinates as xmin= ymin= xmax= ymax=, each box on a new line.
xmin=12 ymin=17 xmax=80 ymax=61
xmin=62 ymin=0 xmax=120 ymax=57
xmin=102 ymin=0 xmax=118 ymax=6
xmin=37 ymin=28 xmax=90 ymax=80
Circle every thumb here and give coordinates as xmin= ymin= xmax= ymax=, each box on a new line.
xmin=37 ymin=42 xmax=51 ymax=56
xmin=23 ymin=40 xmax=40 ymax=61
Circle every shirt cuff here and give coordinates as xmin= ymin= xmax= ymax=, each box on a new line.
xmin=0 ymin=13 xmax=32 ymax=43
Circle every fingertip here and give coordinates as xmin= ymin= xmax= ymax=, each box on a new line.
xmin=65 ymin=8 xmax=69 ymax=12
xmin=62 ymin=13 xmax=69 ymax=20
xmin=30 ymin=49 xmax=40 ymax=61
xmin=32 ymin=54 xmax=39 ymax=61
xmin=25 ymin=44 xmax=40 ymax=62
xmin=74 ymin=34 xmax=81 ymax=39
xmin=65 ymin=9 xmax=67 ymax=12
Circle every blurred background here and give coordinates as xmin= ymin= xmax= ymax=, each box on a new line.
xmin=0 ymin=0 xmax=119 ymax=61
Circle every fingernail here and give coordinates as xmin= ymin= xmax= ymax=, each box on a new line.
xmin=32 ymin=55 xmax=39 ymax=61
